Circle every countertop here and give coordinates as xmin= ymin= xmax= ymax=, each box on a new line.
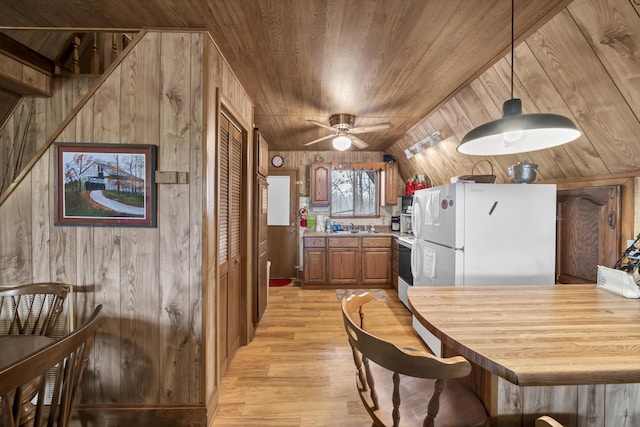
xmin=302 ymin=229 xmax=414 ymax=238
xmin=408 ymin=284 xmax=640 ymax=387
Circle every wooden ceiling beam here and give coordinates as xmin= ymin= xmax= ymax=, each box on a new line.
xmin=0 ymin=32 xmax=54 ymax=74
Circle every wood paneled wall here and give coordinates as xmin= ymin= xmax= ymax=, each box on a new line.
xmin=267 ymin=150 xmax=387 ymax=196
xmin=389 ymin=0 xmax=640 ymax=188
xmin=0 ymin=77 xmax=96 ymax=195
xmin=0 ymin=30 xmax=254 ymax=426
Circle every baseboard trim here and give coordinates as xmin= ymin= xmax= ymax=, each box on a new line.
xmin=71 ymin=404 xmax=207 ymax=427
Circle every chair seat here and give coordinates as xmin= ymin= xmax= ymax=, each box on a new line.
xmin=362 ymin=362 xmax=487 ymax=427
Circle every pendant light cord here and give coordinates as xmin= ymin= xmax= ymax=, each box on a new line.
xmin=511 ymin=0 xmax=514 ymax=99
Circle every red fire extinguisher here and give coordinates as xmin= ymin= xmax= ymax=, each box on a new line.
xmin=299 ymin=208 xmax=308 ymax=227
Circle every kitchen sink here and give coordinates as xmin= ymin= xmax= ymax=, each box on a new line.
xmin=331 ymin=230 xmax=372 ymax=234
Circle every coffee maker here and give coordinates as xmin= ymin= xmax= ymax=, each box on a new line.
xmin=391 ymin=216 xmax=400 ymax=231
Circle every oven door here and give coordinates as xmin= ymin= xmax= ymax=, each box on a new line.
xmin=398 ymin=243 xmax=413 ymax=285
xmin=397 ymin=239 xmax=414 ymax=308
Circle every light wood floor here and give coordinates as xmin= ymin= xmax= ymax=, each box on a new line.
xmin=211 ymin=285 xmax=427 ymax=427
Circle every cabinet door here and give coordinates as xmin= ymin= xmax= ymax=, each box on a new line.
xmin=362 ymin=248 xmax=392 ymax=284
xmin=392 ymin=238 xmax=399 ymax=290
xmin=256 ymin=130 xmax=269 ymax=177
xmin=304 ymin=249 xmax=326 ymax=283
xmin=310 ymin=163 xmax=331 ymax=206
xmin=383 ymin=162 xmax=398 ymax=205
xmin=556 ymin=185 xmax=620 ymax=283
xmin=328 ymin=248 xmax=360 ymax=284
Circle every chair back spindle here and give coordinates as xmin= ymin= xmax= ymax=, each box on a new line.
xmin=0 ymin=305 xmax=102 ymax=427
xmin=0 ymin=283 xmax=69 ymax=337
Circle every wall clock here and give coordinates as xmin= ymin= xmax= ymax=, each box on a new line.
xmin=271 ymin=155 xmax=284 ymax=168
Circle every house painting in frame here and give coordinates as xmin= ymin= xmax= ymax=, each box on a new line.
xmin=55 ymin=143 xmax=157 ymax=227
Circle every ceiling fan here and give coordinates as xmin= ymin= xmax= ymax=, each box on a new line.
xmin=303 ymin=114 xmax=393 ymax=150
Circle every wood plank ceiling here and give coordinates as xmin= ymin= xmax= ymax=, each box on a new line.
xmin=0 ymin=0 xmax=571 ymax=153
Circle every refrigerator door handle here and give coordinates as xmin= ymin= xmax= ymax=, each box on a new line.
xmin=423 ymin=239 xmax=464 ymax=252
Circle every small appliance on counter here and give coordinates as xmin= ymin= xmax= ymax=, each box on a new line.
xmin=391 ymin=216 xmax=400 ymax=231
xmin=401 ymin=196 xmax=413 ymax=213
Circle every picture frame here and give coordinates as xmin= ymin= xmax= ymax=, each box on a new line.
xmin=55 ymin=143 xmax=157 ymax=227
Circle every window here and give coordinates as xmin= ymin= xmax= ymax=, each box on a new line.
xmin=330 ymin=168 xmax=379 ymax=217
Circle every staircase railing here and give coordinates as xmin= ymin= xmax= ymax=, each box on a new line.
xmin=54 ymin=31 xmax=136 ymax=76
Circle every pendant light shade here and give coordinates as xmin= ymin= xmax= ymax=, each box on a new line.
xmin=332 ymin=135 xmax=351 ymax=151
xmin=457 ymin=0 xmax=580 ymax=156
xmin=458 ymin=99 xmax=581 ymax=155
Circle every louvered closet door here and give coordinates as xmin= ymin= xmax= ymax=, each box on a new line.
xmin=227 ymin=119 xmax=242 ymax=359
xmin=217 ymin=114 xmax=243 ymax=375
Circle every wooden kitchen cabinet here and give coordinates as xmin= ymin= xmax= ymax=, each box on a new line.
xmin=328 ymin=237 xmax=360 ymax=284
xmin=361 ymin=237 xmax=392 ymax=284
xmin=545 ymin=172 xmax=636 ymax=285
xmin=302 ymin=234 xmax=393 ymax=288
xmin=255 ymin=129 xmax=269 ymax=177
xmin=304 ymin=237 xmax=326 ymax=284
xmin=310 ymin=163 xmax=331 ymax=206
xmin=383 ymin=162 xmax=398 ymax=205
xmin=391 ymin=237 xmax=399 ymax=290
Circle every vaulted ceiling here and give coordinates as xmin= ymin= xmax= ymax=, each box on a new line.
xmin=0 ymin=0 xmax=572 ymax=152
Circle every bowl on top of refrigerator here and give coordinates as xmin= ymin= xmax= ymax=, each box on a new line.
xmin=508 ymin=161 xmax=538 ymax=184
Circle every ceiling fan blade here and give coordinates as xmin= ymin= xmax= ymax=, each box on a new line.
xmin=350 ymin=135 xmax=370 ymax=149
xmin=303 ymin=133 xmax=335 ymax=146
xmin=349 ymin=122 xmax=394 ymax=134
xmin=305 ymin=119 xmax=335 ymax=131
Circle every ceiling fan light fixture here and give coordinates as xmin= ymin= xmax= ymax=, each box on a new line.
xmin=457 ymin=1 xmax=580 ymax=156
xmin=332 ymin=135 xmax=352 ymax=151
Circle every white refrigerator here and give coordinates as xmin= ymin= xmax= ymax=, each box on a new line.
xmin=409 ymin=182 xmax=557 ymax=355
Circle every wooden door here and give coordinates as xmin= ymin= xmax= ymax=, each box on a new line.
xmin=218 ymin=113 xmax=243 ymax=375
xmin=255 ymin=175 xmax=268 ymax=322
xmin=267 ymin=169 xmax=298 ymax=278
xmin=556 ymin=185 xmax=620 ymax=283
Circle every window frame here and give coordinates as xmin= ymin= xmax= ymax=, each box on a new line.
xmin=329 ymin=164 xmax=381 ymax=219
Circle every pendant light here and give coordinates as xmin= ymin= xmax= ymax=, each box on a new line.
xmin=457 ymin=0 xmax=580 ymax=155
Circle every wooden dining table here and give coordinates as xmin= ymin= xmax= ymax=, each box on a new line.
xmin=407 ymin=284 xmax=640 ymax=426
xmin=0 ymin=334 xmax=54 ymax=404
xmin=0 ymin=335 xmax=54 ymax=373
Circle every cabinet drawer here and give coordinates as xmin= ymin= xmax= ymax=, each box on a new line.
xmin=304 ymin=237 xmax=326 ymax=248
xmin=361 ymin=237 xmax=392 ymax=248
xmin=328 ymin=237 xmax=359 ymax=248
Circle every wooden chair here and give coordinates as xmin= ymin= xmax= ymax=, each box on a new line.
xmin=0 ymin=305 xmax=101 ymax=427
xmin=536 ymin=416 xmax=565 ymax=427
xmin=0 ymin=283 xmax=69 ymax=337
xmin=0 ymin=283 xmax=70 ymax=425
xmin=341 ymin=292 xmax=487 ymax=427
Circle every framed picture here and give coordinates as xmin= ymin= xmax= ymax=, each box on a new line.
xmin=55 ymin=143 xmax=157 ymax=227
